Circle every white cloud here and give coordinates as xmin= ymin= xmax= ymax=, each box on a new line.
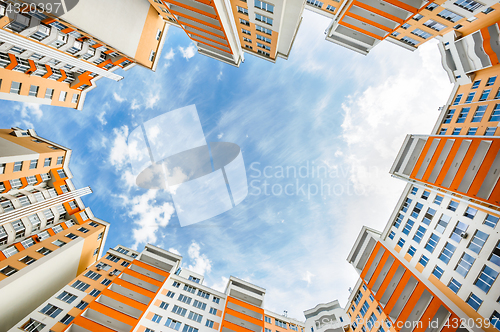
xmin=217 ymin=133 xmax=224 ymax=139
xmin=217 ymin=71 xmax=223 ymax=81
xmin=168 ymin=248 xmax=181 ymax=256
xmin=119 ymin=190 xmax=176 ymax=249
xmin=302 ymin=271 xmax=315 ymax=286
xmin=108 ymin=125 xmax=130 ymax=170
xmin=20 ymin=103 xmax=43 ymax=120
xmin=178 ymin=45 xmax=197 ymax=60
xmin=131 ymin=99 xmax=140 ymax=110
xmin=146 ymin=92 xmax=160 ymax=109
xmin=113 ymin=92 xmax=125 ymax=103
xmin=97 ymin=110 xmax=107 ymax=125
xmin=209 ymin=276 xmax=229 ymax=293
xmin=187 ymin=242 xmax=212 ymax=276
xmin=164 ymin=48 xmax=175 ymax=60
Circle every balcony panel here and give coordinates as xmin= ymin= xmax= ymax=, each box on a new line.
xmin=428 ymin=139 xmax=455 ymax=183
xmin=120 ymin=273 xmax=159 ymax=293
xmin=477 ymin=150 xmax=500 ymax=199
xmin=372 ymin=255 xmax=395 ymax=294
xmin=415 ymin=138 xmax=441 ymax=180
xmin=227 ymin=301 xmax=263 ymax=320
xmin=399 ymin=290 xmax=433 ymax=332
xmin=224 ymin=313 xmax=263 ymax=332
xmin=349 ymin=6 xmax=399 ymax=30
xmin=441 ymin=140 xmax=472 ymax=188
xmin=389 ymin=276 xmax=418 ymax=321
xmin=108 ymin=284 xmax=152 ymax=305
xmin=82 ymin=308 xmax=133 ymax=332
xmin=342 ymin=16 xmax=388 ymax=38
xmin=379 ymin=265 xmax=405 ymax=307
xmin=423 ymin=306 xmax=451 ymax=332
xmin=129 ymin=264 xmax=166 ymax=282
xmin=96 ymin=295 xmax=143 ymax=319
xmin=457 ymin=140 xmax=491 ymax=193
xmin=356 ymin=0 xmax=410 ymax=20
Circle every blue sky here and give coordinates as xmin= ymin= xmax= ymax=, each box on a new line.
xmin=1 ymin=10 xmax=453 ymax=320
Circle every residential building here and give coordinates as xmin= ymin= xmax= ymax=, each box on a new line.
xmin=0 ymin=127 xmax=109 ymax=331
xmin=303 ymin=300 xmax=350 ymax=332
xmin=11 ymin=243 xmax=306 ymax=332
xmin=390 ymin=134 xmax=500 ymax=207
xmin=324 ymin=0 xmax=500 ymax=55
xmin=0 ymin=0 xmax=170 ymax=110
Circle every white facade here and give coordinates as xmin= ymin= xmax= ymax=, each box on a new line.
xmin=304 ymin=300 xmax=350 ymax=332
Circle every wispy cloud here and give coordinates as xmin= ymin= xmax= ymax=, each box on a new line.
xmin=164 ymin=48 xmax=175 ymax=60
xmin=113 ymin=92 xmax=125 ymax=103
xmin=179 ymin=45 xmax=196 ymax=60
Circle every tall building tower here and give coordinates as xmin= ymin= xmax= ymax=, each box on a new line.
xmin=10 ymin=243 xmax=306 ymax=332
xmin=0 ymin=127 xmax=109 ymax=331
xmin=323 ymin=0 xmax=500 ymax=55
xmin=0 ymin=0 xmax=170 ymax=110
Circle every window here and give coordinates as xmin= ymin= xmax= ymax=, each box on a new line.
xmin=426 ymin=2 xmax=438 ymax=10
xmin=59 ymin=314 xmax=74 ymax=325
xmin=152 ymin=314 xmax=162 ymax=323
xmin=402 ymin=219 xmax=414 ymax=235
xmin=307 ymin=0 xmax=324 ymax=7
xmin=472 ymin=80 xmax=481 ymax=89
xmin=255 ymin=0 xmax=274 ymax=13
xmin=454 ymin=0 xmax=482 ymax=11
xmin=360 ymin=301 xmax=369 ymax=316
xmin=450 ymin=221 xmax=468 ymax=243
xmin=474 ymin=265 xmax=499 ymax=292
xmin=326 ymin=4 xmax=335 ymax=11
xmin=276 ymin=319 xmax=287 ymax=328
xmin=421 ymin=190 xmax=430 ymax=200
xmin=178 ymin=294 xmax=192 ymax=304
xmin=255 ymin=13 xmax=273 ymax=25
xmin=10 ymin=81 xmax=22 ymax=94
xmin=438 ymin=242 xmax=456 ymax=264
xmin=21 ymin=318 xmax=46 ymax=332
xmin=56 ymin=291 xmax=77 ymax=304
xmin=437 ymin=9 xmax=464 ymax=22
xmin=182 ymin=325 xmax=198 ymax=332
xmin=206 ymin=320 xmax=215 ymax=328
xmin=419 ymin=255 xmax=429 ymax=267
xmin=257 ymin=49 xmax=270 ymax=57
xmin=425 ymin=233 xmax=440 ymax=253
xmin=212 ymin=297 xmax=220 ymax=304
xmin=241 ymin=28 xmax=251 ymax=35
xmin=172 ymin=305 xmax=187 ymax=316
xmin=479 ymin=89 xmax=490 ymax=101
xmin=52 ymin=239 xmax=66 ymax=247
xmin=44 ymin=158 xmax=51 ymax=167
xmin=447 ymin=200 xmax=459 ymax=211
xmin=0 ymin=265 xmax=18 ymax=276
xmin=37 ymin=247 xmax=52 ymax=256
xmin=408 ymin=246 xmax=417 ymax=257
xmin=173 ymin=281 xmax=181 ymax=288
xmin=78 ymin=227 xmax=90 ymax=234
xmin=485 ymin=214 xmax=499 ymax=228
xmin=394 ymin=213 xmax=404 ymax=228
xmin=3 ymin=245 xmax=19 ymax=257
xmin=71 ymin=280 xmax=90 ymax=291
xmin=265 ymin=316 xmax=272 ymax=323
xmin=486 ymin=76 xmax=497 ymax=86
xmin=482 ymin=6 xmax=494 ymax=13
xmin=411 ymin=202 xmax=423 ymax=219
xmin=149 ymin=50 xmax=156 ymax=61
xmin=40 ymin=303 xmax=62 ymax=318
xmin=485 ymin=127 xmax=496 ymax=136
xmin=66 ymin=233 xmax=78 ymax=240
xmin=209 ymin=307 xmax=217 ymax=315
xmin=389 ymin=231 xmax=396 ymax=240
xmin=59 ymin=91 xmax=67 ymax=102
xmin=240 ymin=18 xmax=250 ymax=26
xmin=106 ymin=254 xmax=120 ymax=262
xmin=13 ymin=161 xmax=23 ymax=172
xmin=165 ymin=318 xmax=182 ymax=330
xmin=411 ymin=28 xmax=432 ymax=39
xmin=401 ymin=23 xmax=410 ymax=29
xmin=193 ymin=299 xmax=206 ymax=310
xmin=101 ymin=278 xmax=112 ymax=286
xmin=471 ymin=105 xmax=487 ymax=122
xmin=75 ymin=300 xmax=88 ymax=310
xmin=401 ymin=36 xmax=420 ymax=46
xmin=256 ymin=24 xmax=272 ymax=35
xmin=457 ymin=107 xmax=470 ymax=122
xmin=188 ymin=311 xmax=203 ymax=323
xmin=423 ymin=208 xmax=436 ymax=225
xmin=456 ymin=252 xmax=475 ymax=277
xmin=391 ymin=31 xmax=400 ymax=37
xmin=448 ymin=278 xmax=461 ymax=293
xmin=89 ymin=288 xmax=101 ymax=297
xmin=433 ymin=217 xmax=448 ymax=237
xmin=489 ymin=240 xmax=500 ymax=267
xmin=257 ymin=34 xmax=272 ymax=44
xmin=453 ymin=94 xmax=463 ymax=105
xmin=197 ymin=290 xmax=210 ymax=299
xmin=413 ymin=13 xmax=423 ymax=20
xmin=490 ymin=104 xmax=500 ymax=121
xmin=402 ymin=198 xmax=412 ymax=213
xmin=463 ymin=207 xmax=478 ymax=219
xmin=237 ymin=6 xmax=248 ymax=14
xmin=413 ymin=226 xmax=426 ymax=244
xmin=69 ymin=201 xmax=77 ymax=210
xmin=367 ymin=314 xmax=377 ymax=329
xmin=184 ymin=285 xmax=196 ymax=294
xmin=411 ymin=187 xmax=418 ymax=195
xmin=397 ymin=238 xmax=405 ymax=248
xmin=432 ymin=265 xmax=444 ymax=279
xmin=19 ymin=256 xmax=36 ymax=265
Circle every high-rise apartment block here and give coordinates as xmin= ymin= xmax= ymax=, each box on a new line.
xmin=0 ymin=127 xmax=109 ymax=331
xmin=11 ymin=243 xmax=306 ymax=332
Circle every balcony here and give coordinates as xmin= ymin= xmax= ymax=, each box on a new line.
xmin=347 ymin=226 xmax=381 ymax=276
xmin=80 ymin=308 xmax=133 ymax=332
xmin=108 ymin=283 xmax=152 ymax=305
xmin=226 ymin=278 xmax=265 ymax=308
xmin=139 ymin=246 xmax=180 ymax=272
xmin=96 ymin=295 xmax=143 ymax=319
xmin=129 ymin=264 xmax=166 ymax=282
xmin=120 ymin=273 xmax=159 ymax=293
